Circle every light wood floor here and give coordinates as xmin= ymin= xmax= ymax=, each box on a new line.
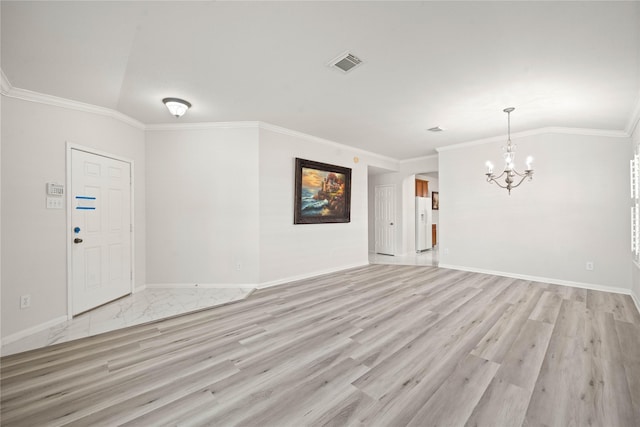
xmin=2 ymin=265 xmax=640 ymax=426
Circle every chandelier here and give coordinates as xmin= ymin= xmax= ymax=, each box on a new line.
xmin=485 ymin=107 xmax=534 ymax=195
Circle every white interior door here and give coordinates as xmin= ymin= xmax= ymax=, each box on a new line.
xmin=71 ymin=149 xmax=132 ymax=315
xmin=375 ymin=185 xmax=395 ymax=255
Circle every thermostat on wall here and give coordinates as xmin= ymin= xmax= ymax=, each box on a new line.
xmin=47 ymin=183 xmax=65 ymax=196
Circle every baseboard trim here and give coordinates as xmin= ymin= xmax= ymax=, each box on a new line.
xmin=438 ymin=263 xmax=634 ymax=296
xmin=631 ymin=289 xmax=640 ymax=317
xmin=1 ymin=315 xmax=68 ymax=347
xmin=631 ymin=261 xmax=640 ymax=315
xmin=257 ymin=262 xmax=369 ymax=289
xmin=145 ymin=263 xmax=371 ymax=291
xmin=145 ymin=283 xmax=256 ymax=290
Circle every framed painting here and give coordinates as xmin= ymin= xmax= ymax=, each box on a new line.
xmin=294 ymin=158 xmax=352 ymax=224
xmin=432 ymin=191 xmax=439 ymax=210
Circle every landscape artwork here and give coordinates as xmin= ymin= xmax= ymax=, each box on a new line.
xmin=294 ymin=158 xmax=352 ymax=224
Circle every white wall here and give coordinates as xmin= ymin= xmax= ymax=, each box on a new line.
xmin=258 ymin=127 xmax=373 ymax=284
xmin=439 ymin=131 xmax=631 ymax=291
xmin=0 ymin=75 xmax=3 ymax=342
xmin=400 ymin=156 xmax=439 ymax=177
xmin=146 ymin=124 xmax=388 ymax=287
xmin=1 ymin=96 xmax=145 ymax=338
xmin=145 ymin=126 xmax=260 ymax=286
xmin=632 ymin=123 xmax=640 ymax=305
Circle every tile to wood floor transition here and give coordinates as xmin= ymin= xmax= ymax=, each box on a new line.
xmin=1 ymin=287 xmax=254 ymax=356
xmin=1 ymin=264 xmax=639 ymax=426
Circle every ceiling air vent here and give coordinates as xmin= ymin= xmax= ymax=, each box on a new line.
xmin=330 ymin=52 xmax=363 ymax=73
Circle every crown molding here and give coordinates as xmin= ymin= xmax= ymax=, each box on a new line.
xmin=0 ymin=72 xmax=397 ymax=166
xmin=3 ymin=67 xmax=637 ymax=159
xmin=0 ymin=68 xmax=145 ymax=130
xmin=436 ymin=126 xmax=630 ymax=153
xmin=398 ymin=153 xmax=438 ymax=164
xmin=4 ymin=86 xmax=145 ymax=130
xmin=258 ymin=122 xmax=398 ymax=164
xmin=146 ymin=121 xmax=259 ymax=131
xmin=0 ymin=77 xmax=395 ymax=164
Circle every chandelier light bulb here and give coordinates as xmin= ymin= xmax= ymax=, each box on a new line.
xmin=526 ymin=156 xmax=534 ymax=170
xmin=486 ymin=161 xmax=494 ymax=174
xmin=503 ymin=152 xmax=515 ymax=164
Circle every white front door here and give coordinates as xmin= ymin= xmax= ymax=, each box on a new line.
xmin=375 ymin=184 xmax=395 ymax=255
xmin=71 ymin=149 xmax=132 ymax=315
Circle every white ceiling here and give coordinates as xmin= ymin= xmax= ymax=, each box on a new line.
xmin=2 ymin=1 xmax=639 ymax=160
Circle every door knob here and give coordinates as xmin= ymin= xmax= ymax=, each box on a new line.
xmin=390 ymin=222 xmax=394 ymax=226
xmin=74 ymin=238 xmax=83 ymax=244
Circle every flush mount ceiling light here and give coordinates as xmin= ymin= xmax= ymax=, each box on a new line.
xmin=484 ymin=107 xmax=534 ymax=195
xmin=162 ymin=97 xmax=191 ymax=118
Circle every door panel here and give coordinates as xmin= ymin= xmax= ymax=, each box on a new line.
xmin=109 ymin=188 xmax=123 ymax=231
xmin=375 ymin=185 xmax=395 ymax=255
xmin=85 ymin=247 xmax=101 ymax=289
xmin=71 ymin=149 xmax=131 ymax=315
xmin=109 ymin=244 xmax=123 ymax=281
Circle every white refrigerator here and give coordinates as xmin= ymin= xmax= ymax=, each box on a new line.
xmin=415 ymin=197 xmax=433 ymax=252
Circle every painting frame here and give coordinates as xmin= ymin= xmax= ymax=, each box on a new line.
xmin=294 ymin=158 xmax=352 ymax=224
xmin=432 ymin=191 xmax=439 ymax=210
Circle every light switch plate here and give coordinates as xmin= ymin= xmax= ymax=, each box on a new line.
xmin=46 ymin=197 xmax=64 ymax=209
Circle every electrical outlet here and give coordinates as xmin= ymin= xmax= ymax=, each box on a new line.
xmin=443 ymin=248 xmax=450 ymax=255
xmin=236 ymin=262 xmax=242 ymax=271
xmin=20 ymin=294 xmax=31 ymax=309
xmin=586 ymin=261 xmax=594 ymax=271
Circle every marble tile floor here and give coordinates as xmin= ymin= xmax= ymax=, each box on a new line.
xmin=369 ymin=247 xmax=439 ymax=267
xmin=1 ymin=286 xmax=253 ymax=356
